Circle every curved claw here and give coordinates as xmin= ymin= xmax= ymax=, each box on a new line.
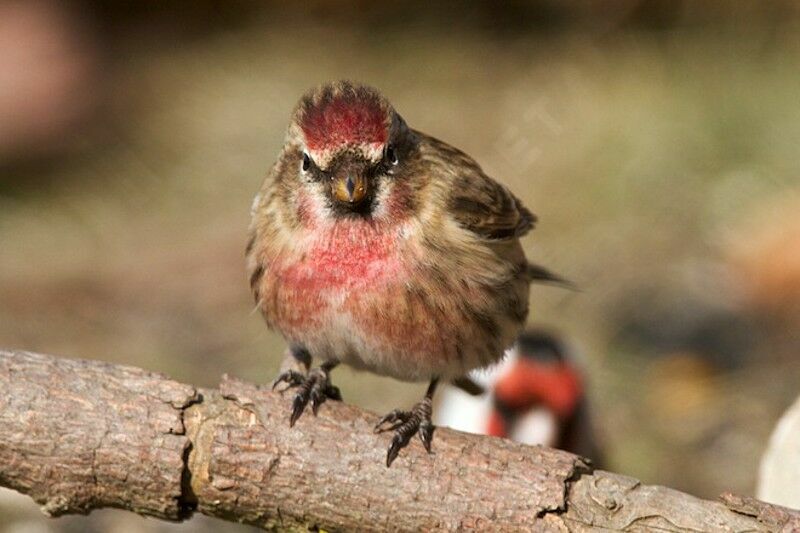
xmin=311 ymin=386 xmax=326 ymax=415
xmin=290 ymin=390 xmax=310 ymax=427
xmin=386 ymin=431 xmax=413 ymax=467
xmin=310 ymin=378 xmax=342 ymax=415
xmin=272 ymin=369 xmax=305 ymax=391
xmin=419 ymin=420 xmax=435 ymax=453
xmin=377 ymin=396 xmax=436 ymax=467
xmin=280 ymin=366 xmax=341 ymax=426
xmin=374 ymin=409 xmax=409 ymax=434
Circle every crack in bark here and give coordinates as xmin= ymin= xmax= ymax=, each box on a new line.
xmin=720 ymin=492 xmax=800 ymax=531
xmin=536 ymin=455 xmax=594 ymax=519
xmin=176 ymin=394 xmax=203 ymax=520
xmin=89 ymin=424 xmax=113 ymax=513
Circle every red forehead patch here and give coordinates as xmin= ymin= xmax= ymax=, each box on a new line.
xmin=299 ymin=90 xmax=388 ymax=151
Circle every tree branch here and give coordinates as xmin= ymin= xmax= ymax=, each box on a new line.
xmin=1 ymin=349 xmax=798 ymax=531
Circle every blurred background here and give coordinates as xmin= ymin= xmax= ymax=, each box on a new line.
xmin=1 ymin=0 xmax=799 ymax=531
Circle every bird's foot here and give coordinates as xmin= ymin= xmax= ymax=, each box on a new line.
xmin=272 ymin=365 xmax=341 ymax=426
xmin=374 ymin=397 xmax=435 ymax=467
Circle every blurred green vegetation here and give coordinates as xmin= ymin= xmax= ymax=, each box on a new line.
xmin=1 ymin=2 xmax=800 ymax=531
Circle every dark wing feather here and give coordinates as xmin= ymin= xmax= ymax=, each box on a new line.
xmin=449 ymin=170 xmax=536 ymax=240
xmin=526 ymin=263 xmax=578 ymax=290
xmin=418 ymin=131 xmax=536 ymax=240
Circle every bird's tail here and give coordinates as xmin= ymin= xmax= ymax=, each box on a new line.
xmin=526 ymin=263 xmax=577 ymax=290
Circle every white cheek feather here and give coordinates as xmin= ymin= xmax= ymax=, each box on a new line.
xmin=307 ymin=190 xmax=333 ymax=224
xmin=371 ymin=182 xmax=394 ymax=220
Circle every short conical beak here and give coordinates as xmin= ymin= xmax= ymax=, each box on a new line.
xmin=332 ymin=174 xmax=368 ymax=205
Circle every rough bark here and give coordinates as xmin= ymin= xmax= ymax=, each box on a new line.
xmin=1 ymin=349 xmax=798 ymax=532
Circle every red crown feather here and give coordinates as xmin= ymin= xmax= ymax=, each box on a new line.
xmin=299 ymin=85 xmax=389 ymax=151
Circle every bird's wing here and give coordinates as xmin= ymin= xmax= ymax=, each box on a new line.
xmin=418 ymin=133 xmax=573 ymax=286
xmin=448 ymin=164 xmax=536 ymax=241
xmin=417 ymin=131 xmax=536 ymax=241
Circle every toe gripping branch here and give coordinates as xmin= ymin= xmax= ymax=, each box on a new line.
xmin=272 ymin=363 xmax=341 ymax=427
xmin=374 ymin=378 xmax=438 ymax=467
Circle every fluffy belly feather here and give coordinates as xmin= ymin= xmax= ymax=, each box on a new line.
xmin=257 ymin=221 xmax=524 ymax=381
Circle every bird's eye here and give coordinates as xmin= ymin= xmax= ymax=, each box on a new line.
xmin=385 ymin=145 xmax=398 ymax=166
xmin=301 ymin=152 xmax=311 ymax=172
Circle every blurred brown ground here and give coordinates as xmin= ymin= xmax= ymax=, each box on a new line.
xmin=1 ymin=1 xmax=800 ymax=531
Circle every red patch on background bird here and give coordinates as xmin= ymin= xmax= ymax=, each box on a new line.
xmin=493 ymin=360 xmax=582 ymax=419
xmin=300 ymin=95 xmax=388 ymax=150
xmin=486 ymin=411 xmax=508 ymax=438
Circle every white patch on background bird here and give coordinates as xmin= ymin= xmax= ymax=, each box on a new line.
xmin=508 ymin=409 xmax=557 ymax=447
xmin=433 ymin=348 xmax=511 ymax=433
xmin=435 ymin=345 xmax=562 ymax=447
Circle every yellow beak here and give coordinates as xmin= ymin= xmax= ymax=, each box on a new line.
xmin=332 ymin=174 xmax=368 ymax=205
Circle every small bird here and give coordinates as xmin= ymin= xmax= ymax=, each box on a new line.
xmin=435 ymin=330 xmax=604 ymax=466
xmin=246 ymin=81 xmax=563 ymax=466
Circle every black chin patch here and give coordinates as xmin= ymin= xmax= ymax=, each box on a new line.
xmin=329 ymin=194 xmax=377 ymax=218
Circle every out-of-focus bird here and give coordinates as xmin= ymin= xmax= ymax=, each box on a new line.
xmin=434 ymin=330 xmax=603 ymax=466
xmin=247 ymin=81 xmax=564 ymax=466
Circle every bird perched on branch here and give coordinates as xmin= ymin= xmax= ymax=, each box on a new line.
xmin=247 ymin=81 xmax=564 ymax=466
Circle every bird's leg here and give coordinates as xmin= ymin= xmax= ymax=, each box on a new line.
xmin=271 ymin=346 xmax=312 ymax=392
xmin=374 ymin=378 xmax=439 ymax=467
xmin=272 ymin=351 xmax=341 ymax=427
